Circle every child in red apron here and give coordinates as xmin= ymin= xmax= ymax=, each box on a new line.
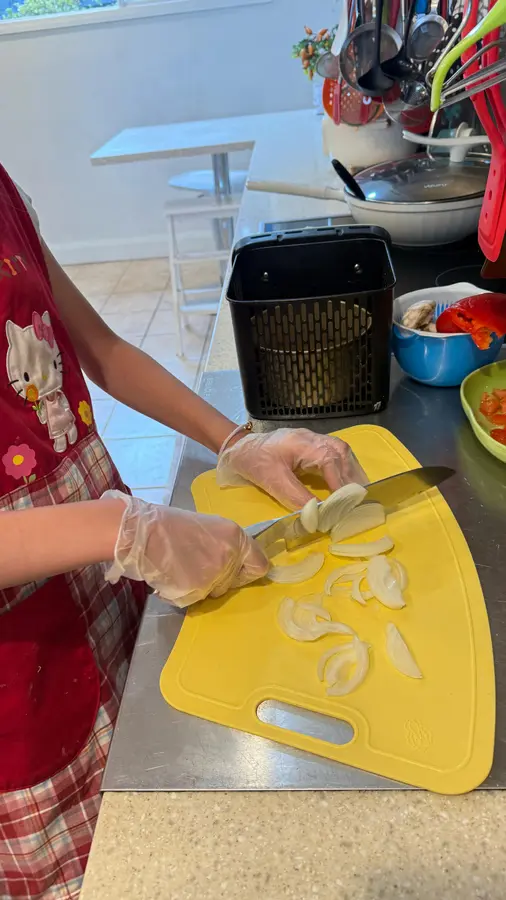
xmin=0 ymin=163 xmax=365 ymax=899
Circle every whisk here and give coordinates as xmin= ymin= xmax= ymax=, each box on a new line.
xmin=430 ymin=0 xmax=506 ymax=109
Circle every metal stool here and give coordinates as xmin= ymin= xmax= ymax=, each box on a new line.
xmin=164 ymin=194 xmax=241 ymax=359
xmin=169 ymin=169 xmax=248 ymax=196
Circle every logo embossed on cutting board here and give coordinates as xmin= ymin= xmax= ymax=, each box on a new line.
xmin=405 ymin=719 xmax=433 ymax=751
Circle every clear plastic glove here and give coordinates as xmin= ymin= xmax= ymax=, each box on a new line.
xmin=217 ymin=427 xmax=367 ymax=511
xmin=102 ymin=491 xmax=269 ymax=608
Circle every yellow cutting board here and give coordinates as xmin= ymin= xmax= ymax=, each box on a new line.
xmin=160 ymin=425 xmax=495 ymax=794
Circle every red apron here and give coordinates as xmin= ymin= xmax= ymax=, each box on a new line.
xmin=0 ymin=165 xmax=147 ymax=898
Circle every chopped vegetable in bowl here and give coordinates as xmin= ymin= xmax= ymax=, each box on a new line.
xmin=461 ymin=360 xmax=506 ymax=464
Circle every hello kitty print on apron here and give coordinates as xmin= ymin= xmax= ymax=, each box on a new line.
xmin=6 ymin=310 xmax=78 ymax=453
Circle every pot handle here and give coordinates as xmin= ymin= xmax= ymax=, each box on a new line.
xmin=246 ymin=179 xmax=345 ymax=202
xmin=402 ymin=130 xmax=491 ymax=147
xmin=402 ymin=127 xmax=490 ymax=163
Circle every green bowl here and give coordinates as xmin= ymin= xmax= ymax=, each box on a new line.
xmin=461 ymin=359 xmax=506 ymax=464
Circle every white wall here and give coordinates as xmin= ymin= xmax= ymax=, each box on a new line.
xmin=0 ymin=0 xmax=335 ymax=262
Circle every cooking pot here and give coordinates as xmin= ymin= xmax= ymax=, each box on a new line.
xmin=330 ymin=151 xmax=489 ymax=246
xmin=247 ymin=132 xmax=491 ymax=247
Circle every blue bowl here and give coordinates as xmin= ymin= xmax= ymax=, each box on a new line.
xmin=392 ymin=324 xmax=503 ymax=387
xmin=392 ymin=284 xmax=504 ymax=387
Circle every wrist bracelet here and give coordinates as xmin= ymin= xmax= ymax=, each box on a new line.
xmin=218 ymin=421 xmax=253 ymax=457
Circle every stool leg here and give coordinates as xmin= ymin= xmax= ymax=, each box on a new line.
xmin=167 ymin=213 xmax=185 ymax=358
xmin=211 ymin=152 xmax=235 ymax=280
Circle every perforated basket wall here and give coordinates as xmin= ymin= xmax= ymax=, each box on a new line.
xmin=227 ymin=227 xmax=396 ymax=420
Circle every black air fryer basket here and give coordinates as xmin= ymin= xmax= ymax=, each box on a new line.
xmin=227 ymin=225 xmax=396 ymax=420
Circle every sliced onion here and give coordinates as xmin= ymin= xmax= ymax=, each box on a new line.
xmin=330 ymin=503 xmax=385 ymax=543
xmin=278 ymin=598 xmax=354 ymax=642
xmin=327 ymin=638 xmax=370 ymax=696
xmin=325 ymin=562 xmax=367 ymax=596
xmin=329 ymin=536 xmax=394 ymax=558
xmin=325 ymin=621 xmax=355 ymax=635
xmin=351 ymin=574 xmax=368 ymax=606
xmin=317 ymin=642 xmax=355 ymax=681
xmin=277 ymin=598 xmax=321 ymax=641
xmin=386 ymin=623 xmax=422 ymax=678
xmin=300 ymin=497 xmax=319 ymax=534
xmin=284 ymin=517 xmax=307 ymax=542
xmin=324 ymin=645 xmax=358 ymax=686
xmin=268 ymin=552 xmax=325 ymax=584
xmin=390 ymin=559 xmax=408 ymax=591
xmin=367 ymin=555 xmax=405 ymax=609
xmin=293 ymin=601 xmax=331 ymax=628
xmin=318 ymin=483 xmax=367 ymax=534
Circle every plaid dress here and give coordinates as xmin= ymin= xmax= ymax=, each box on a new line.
xmin=0 ymin=165 xmax=147 ymax=898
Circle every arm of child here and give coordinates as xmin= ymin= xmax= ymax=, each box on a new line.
xmin=43 ymin=244 xmax=237 ymax=454
xmin=0 ymin=494 xmax=268 ymax=602
xmin=0 ymin=497 xmax=124 ymax=590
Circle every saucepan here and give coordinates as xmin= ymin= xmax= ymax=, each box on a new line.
xmin=247 ymin=134 xmax=491 ymax=247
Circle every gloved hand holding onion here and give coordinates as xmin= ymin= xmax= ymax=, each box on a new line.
xmin=102 ymin=490 xmax=269 ymax=608
xmin=217 ymin=427 xmax=367 ymax=511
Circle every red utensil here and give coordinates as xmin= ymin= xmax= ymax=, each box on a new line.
xmin=322 ymin=76 xmax=383 ymax=126
xmin=480 ymin=0 xmax=506 ymax=277
xmin=436 ymin=291 xmax=506 ymax=348
xmin=389 ymin=0 xmax=400 ymax=28
xmin=462 ymin=0 xmax=506 ymax=262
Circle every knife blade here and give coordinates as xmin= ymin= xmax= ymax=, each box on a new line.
xmin=245 ymin=465 xmax=455 ymax=550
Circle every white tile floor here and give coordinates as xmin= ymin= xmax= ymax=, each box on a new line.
xmin=65 ymin=258 xmax=216 ymax=503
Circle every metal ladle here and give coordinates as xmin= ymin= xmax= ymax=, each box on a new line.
xmin=409 ymin=0 xmax=447 ymax=63
xmin=381 ymin=0 xmax=418 ymax=80
xmin=358 ymin=0 xmax=396 ymax=94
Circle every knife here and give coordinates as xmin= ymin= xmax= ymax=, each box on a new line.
xmin=244 ymin=466 xmax=455 ymax=550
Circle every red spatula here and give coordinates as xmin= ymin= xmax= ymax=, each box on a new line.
xmin=461 ymin=0 xmax=506 ymax=263
xmin=479 ymin=0 xmax=506 ymax=278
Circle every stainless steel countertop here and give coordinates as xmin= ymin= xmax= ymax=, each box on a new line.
xmin=102 ymin=361 xmax=506 ymax=791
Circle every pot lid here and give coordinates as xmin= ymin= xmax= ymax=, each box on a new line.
xmin=349 ymin=153 xmax=489 ymax=204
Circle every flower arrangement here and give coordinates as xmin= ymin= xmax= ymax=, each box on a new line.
xmin=292 ymin=25 xmax=337 ymax=80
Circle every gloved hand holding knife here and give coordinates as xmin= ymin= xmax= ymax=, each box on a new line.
xmin=103 ymin=427 xmax=367 ymax=607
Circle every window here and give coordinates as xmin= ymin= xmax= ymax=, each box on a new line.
xmin=0 ymin=0 xmax=269 ymax=25
xmin=0 ymin=0 xmax=115 ymax=19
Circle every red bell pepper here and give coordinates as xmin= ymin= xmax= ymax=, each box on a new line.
xmin=480 ymin=392 xmax=500 ymax=417
xmin=436 ymin=293 xmax=506 ymax=349
xmin=490 ymin=428 xmax=506 ymax=445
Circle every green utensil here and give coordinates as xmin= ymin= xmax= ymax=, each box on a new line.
xmin=431 ymin=0 xmax=506 ymax=110
xmin=461 ymin=359 xmax=506 ymax=464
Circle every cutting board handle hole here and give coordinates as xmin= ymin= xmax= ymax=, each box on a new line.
xmin=256 ymin=700 xmax=354 ymax=745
